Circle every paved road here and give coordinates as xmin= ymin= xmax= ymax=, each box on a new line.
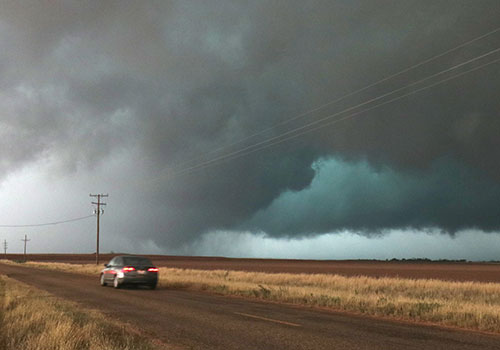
xmin=1 ymin=263 xmax=499 ymax=350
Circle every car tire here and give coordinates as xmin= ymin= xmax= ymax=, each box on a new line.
xmin=149 ymin=282 xmax=157 ymax=290
xmin=113 ymin=276 xmax=121 ymax=289
xmin=100 ymin=274 xmax=107 ymax=287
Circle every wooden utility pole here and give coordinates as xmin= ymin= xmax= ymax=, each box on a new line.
xmin=21 ymin=235 xmax=30 ymax=261
xmin=3 ymin=239 xmax=7 ymax=259
xmin=90 ymin=194 xmax=108 ymax=265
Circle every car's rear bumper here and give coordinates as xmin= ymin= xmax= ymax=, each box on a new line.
xmin=119 ymin=273 xmax=158 ymax=285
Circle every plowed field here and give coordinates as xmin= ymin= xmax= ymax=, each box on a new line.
xmin=5 ymin=254 xmax=500 ymax=282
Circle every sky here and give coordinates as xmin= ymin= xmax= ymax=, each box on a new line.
xmin=1 ymin=1 xmax=500 ymax=260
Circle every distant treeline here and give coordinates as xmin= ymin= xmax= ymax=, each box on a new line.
xmin=384 ymin=258 xmax=500 ymax=263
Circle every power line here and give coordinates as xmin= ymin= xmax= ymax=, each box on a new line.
xmin=0 ymin=214 xmax=96 ymax=228
xmin=189 ymin=56 xmax=500 ymax=171
xmin=175 ymin=25 xmax=500 ymax=169
xmin=174 ymin=56 xmax=500 ymax=177
xmin=167 ymin=48 xmax=500 ymax=178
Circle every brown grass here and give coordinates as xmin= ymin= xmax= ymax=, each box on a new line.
xmin=0 ymin=273 xmax=156 ymax=350
xmin=10 ymin=254 xmax=500 ymax=282
xmin=5 ymin=260 xmax=500 ymax=333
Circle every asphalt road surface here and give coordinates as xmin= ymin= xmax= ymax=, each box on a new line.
xmin=1 ymin=263 xmax=499 ymax=350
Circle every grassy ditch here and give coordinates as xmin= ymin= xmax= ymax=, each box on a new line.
xmin=0 ymin=274 xmax=156 ymax=350
xmin=4 ymin=260 xmax=500 ymax=333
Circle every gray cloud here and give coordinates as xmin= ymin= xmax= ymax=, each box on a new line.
xmin=243 ymin=157 xmax=500 ymax=236
xmin=0 ymin=1 xmax=499 ymax=250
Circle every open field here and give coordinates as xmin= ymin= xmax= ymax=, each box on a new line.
xmin=0 ymin=274 xmax=156 ymax=350
xmin=6 ymin=259 xmax=500 ymax=334
xmin=1 ymin=262 xmax=499 ymax=350
xmin=4 ymin=253 xmax=500 ymax=282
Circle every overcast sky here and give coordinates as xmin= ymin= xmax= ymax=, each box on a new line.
xmin=1 ymin=1 xmax=499 ymax=260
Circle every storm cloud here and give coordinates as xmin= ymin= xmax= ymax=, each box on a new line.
xmin=243 ymin=157 xmax=500 ymax=237
xmin=1 ymin=1 xmax=500 ymax=250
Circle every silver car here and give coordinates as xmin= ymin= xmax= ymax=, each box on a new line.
xmin=100 ymin=255 xmax=159 ymax=289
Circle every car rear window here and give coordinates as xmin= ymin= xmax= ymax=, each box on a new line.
xmin=122 ymin=257 xmax=153 ymax=266
xmin=108 ymin=257 xmax=120 ymax=265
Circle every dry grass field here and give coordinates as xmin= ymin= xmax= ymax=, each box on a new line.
xmin=0 ymin=274 xmax=155 ymax=350
xmin=6 ymin=260 xmax=500 ymax=333
xmin=6 ymin=253 xmax=500 ymax=282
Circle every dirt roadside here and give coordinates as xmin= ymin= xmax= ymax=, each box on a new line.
xmin=1 ymin=262 xmax=499 ymax=350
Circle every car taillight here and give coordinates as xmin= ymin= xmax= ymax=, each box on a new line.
xmin=122 ymin=266 xmax=135 ymax=272
xmin=148 ymin=267 xmax=159 ymax=272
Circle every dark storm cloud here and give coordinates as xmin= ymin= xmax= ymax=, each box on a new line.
xmin=243 ymin=157 xmax=500 ymax=237
xmin=1 ymin=1 xmax=500 ymax=248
